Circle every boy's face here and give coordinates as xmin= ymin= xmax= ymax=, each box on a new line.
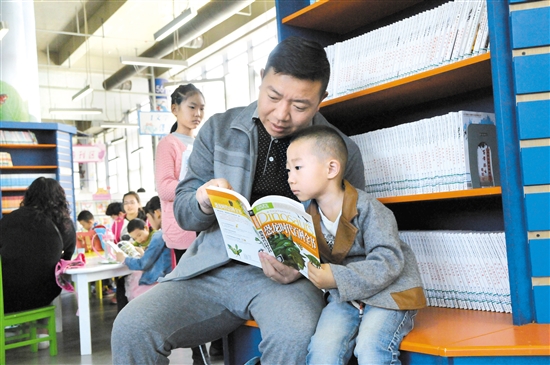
xmin=79 ymin=219 xmax=94 ymax=231
xmin=129 ymin=227 xmax=149 ymax=244
xmin=257 ymin=68 xmax=327 ymax=139
xmin=286 ymin=139 xmax=329 ymax=202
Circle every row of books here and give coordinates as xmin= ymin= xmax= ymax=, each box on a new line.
xmin=400 ymin=230 xmax=511 ymax=313
xmin=325 ymin=0 xmax=489 ymax=99
xmin=0 ymin=130 xmax=38 ymax=145
xmin=0 ymin=152 xmax=13 ymax=167
xmin=1 ymin=195 xmax=24 ymax=211
xmin=0 ymin=173 xmax=56 ymax=189
xmin=350 ymin=110 xmax=497 ymax=197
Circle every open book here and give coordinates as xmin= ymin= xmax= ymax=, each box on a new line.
xmin=206 ymin=186 xmax=321 ymax=279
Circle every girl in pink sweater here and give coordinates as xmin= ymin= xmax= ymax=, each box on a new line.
xmin=155 ymin=84 xmax=205 ymax=264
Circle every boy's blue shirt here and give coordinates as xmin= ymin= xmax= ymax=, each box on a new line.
xmin=124 ymin=230 xmax=172 ymax=285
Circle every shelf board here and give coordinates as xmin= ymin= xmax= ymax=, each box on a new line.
xmin=377 ymin=187 xmax=502 ymax=204
xmin=1 ymin=209 xmax=15 ymax=214
xmin=0 ymin=144 xmax=56 ymax=149
xmin=1 ymin=187 xmax=27 ymax=192
xmin=320 ymin=53 xmax=492 ymax=121
xmin=0 ymin=165 xmax=58 ymax=170
xmin=282 ymin=0 xmax=423 ymax=35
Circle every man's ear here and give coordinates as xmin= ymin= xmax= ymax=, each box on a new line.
xmin=327 ymin=159 xmax=341 ymax=179
xmin=260 ymin=68 xmax=265 ymax=79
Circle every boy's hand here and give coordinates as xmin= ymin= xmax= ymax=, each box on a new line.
xmin=307 ymin=263 xmax=337 ymax=290
xmin=259 ymin=251 xmax=301 ymax=284
xmin=196 ymin=178 xmax=233 ymax=214
xmin=115 ymin=252 xmax=126 ymax=263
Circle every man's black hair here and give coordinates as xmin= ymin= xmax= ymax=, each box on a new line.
xmin=264 ymin=36 xmax=330 ymax=98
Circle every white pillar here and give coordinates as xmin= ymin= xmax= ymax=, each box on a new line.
xmin=0 ymin=0 xmax=41 ymax=122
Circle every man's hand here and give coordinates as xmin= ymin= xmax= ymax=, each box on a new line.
xmin=307 ymin=262 xmax=337 ymax=290
xmin=196 ymin=178 xmax=233 ymax=214
xmin=259 ymin=251 xmax=302 ymax=284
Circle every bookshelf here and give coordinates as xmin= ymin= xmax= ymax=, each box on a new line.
xmin=0 ymin=122 xmax=77 ymax=221
xmin=275 ymin=0 xmax=534 ymax=319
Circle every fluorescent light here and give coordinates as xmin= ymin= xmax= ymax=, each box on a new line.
xmin=108 ymin=156 xmax=119 ymax=162
xmin=131 ymin=147 xmax=144 ymax=154
xmin=72 ymin=85 xmax=93 ymax=102
xmin=120 ymin=56 xmax=188 ymax=69
xmin=110 ymin=136 xmax=126 ymax=145
xmin=0 ymin=22 xmax=8 ymax=40
xmin=50 ymin=108 xmax=103 ymax=115
xmin=154 ymin=8 xmax=197 ymax=42
xmin=100 ymin=122 xmax=139 ymax=129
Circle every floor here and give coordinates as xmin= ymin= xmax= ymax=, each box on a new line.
xmin=5 ymin=290 xmax=225 ymax=365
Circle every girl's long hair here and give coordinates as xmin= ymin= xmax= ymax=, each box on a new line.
xmin=21 ymin=177 xmax=71 ymax=229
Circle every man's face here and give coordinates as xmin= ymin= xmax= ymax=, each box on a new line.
xmin=257 ymin=68 xmax=327 ymax=139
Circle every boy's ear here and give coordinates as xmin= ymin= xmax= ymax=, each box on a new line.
xmin=327 ymin=159 xmax=341 ymax=179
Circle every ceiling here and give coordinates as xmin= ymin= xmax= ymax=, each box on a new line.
xmin=32 ymin=0 xmax=275 ymax=133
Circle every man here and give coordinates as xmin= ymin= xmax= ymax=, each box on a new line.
xmin=112 ymin=36 xmax=365 ymax=365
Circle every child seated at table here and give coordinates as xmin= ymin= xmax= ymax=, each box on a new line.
xmin=114 ymin=218 xmax=172 ymax=301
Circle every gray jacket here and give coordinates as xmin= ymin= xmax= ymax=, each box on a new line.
xmin=308 ymin=181 xmax=426 ymax=310
xmin=163 ymin=101 xmax=365 ymax=280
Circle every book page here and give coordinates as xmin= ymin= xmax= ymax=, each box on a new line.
xmin=251 ymin=196 xmax=320 ymax=278
xmin=206 ymin=187 xmax=264 ymax=267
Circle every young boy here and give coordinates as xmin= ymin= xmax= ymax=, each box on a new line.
xmin=286 ymin=125 xmax=426 ymax=365
xmin=76 ymin=210 xmax=108 ymax=250
xmin=114 ymin=218 xmax=172 ymax=301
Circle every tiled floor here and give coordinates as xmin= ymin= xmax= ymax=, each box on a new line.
xmin=5 ymin=291 xmax=224 ymax=365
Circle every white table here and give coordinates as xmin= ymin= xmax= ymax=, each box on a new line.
xmin=65 ymin=257 xmax=132 ymax=355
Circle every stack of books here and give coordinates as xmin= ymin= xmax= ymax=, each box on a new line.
xmin=350 ymin=110 xmax=497 ymax=197
xmin=0 ymin=152 xmax=13 ymax=167
xmin=1 ymin=195 xmax=24 ymax=212
xmin=400 ymin=230 xmax=511 ymax=313
xmin=325 ymin=0 xmax=489 ymax=99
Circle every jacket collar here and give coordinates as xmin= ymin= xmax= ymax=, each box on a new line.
xmin=307 ymin=180 xmax=359 ymax=264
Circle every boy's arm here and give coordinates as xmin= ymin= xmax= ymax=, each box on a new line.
xmin=331 ymin=199 xmax=405 ymax=302
xmin=124 ymin=232 xmax=166 ymax=271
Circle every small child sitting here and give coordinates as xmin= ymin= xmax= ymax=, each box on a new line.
xmin=115 ymin=218 xmax=172 ymax=301
xmin=76 ymin=210 xmax=108 ymax=252
xmin=285 ymin=125 xmax=426 ymax=365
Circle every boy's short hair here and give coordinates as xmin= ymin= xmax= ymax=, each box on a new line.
xmin=77 ymin=210 xmax=94 ymax=222
xmin=105 ymin=202 xmax=123 ymax=216
xmin=127 ymin=218 xmax=146 ymax=234
xmin=264 ymin=36 xmax=330 ymax=98
xmin=291 ymin=125 xmax=348 ymax=171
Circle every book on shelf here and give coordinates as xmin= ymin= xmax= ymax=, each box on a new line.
xmin=206 ymin=186 xmax=320 ymax=279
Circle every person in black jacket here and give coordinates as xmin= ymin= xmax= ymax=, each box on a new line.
xmin=0 ymin=177 xmax=76 ymax=313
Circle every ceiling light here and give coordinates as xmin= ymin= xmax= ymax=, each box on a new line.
xmin=131 ymin=147 xmax=144 ymax=154
xmin=72 ymin=85 xmax=93 ymax=102
xmin=154 ymin=8 xmax=197 ymax=42
xmin=100 ymin=122 xmax=139 ymax=129
xmin=120 ymin=56 xmax=188 ymax=69
xmin=50 ymin=108 xmax=103 ymax=115
xmin=0 ymin=22 xmax=8 ymax=40
xmin=110 ymin=136 xmax=126 ymax=145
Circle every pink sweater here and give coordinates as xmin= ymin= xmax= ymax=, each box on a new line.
xmin=155 ymin=134 xmax=196 ymax=250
